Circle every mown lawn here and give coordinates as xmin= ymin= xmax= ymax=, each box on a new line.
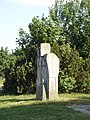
xmin=0 ymin=91 xmax=90 ymax=120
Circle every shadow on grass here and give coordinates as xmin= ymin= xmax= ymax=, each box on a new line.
xmin=66 ymin=98 xmax=90 ymax=105
xmin=0 ymin=98 xmax=36 ymax=102
xmin=0 ymin=91 xmax=90 ymax=120
xmin=78 ymin=96 xmax=90 ymax=100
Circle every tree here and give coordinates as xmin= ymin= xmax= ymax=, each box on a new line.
xmin=28 ymin=16 xmax=64 ymax=46
xmin=0 ymin=47 xmax=16 ymax=78
xmin=50 ymin=0 xmax=90 ymax=58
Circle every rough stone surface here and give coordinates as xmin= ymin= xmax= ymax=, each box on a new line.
xmin=36 ymin=43 xmax=59 ymax=100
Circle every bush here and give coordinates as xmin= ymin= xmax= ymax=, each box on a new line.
xmin=58 ymin=44 xmax=90 ymax=93
xmin=59 ymin=71 xmax=76 ymax=93
xmin=4 ymin=62 xmax=36 ymax=95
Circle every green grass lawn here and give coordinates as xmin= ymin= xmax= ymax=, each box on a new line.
xmin=0 ymin=92 xmax=90 ymax=120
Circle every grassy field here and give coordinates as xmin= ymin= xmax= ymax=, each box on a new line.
xmin=0 ymin=91 xmax=90 ymax=120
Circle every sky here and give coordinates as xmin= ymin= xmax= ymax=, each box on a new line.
xmin=0 ymin=0 xmax=55 ymax=51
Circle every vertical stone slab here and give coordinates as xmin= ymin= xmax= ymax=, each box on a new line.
xmin=46 ymin=53 xmax=59 ymax=99
xmin=36 ymin=43 xmax=50 ymax=100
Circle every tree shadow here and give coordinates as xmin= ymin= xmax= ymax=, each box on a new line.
xmin=0 ymin=98 xmax=36 ymax=103
xmin=0 ymin=94 xmax=90 ymax=120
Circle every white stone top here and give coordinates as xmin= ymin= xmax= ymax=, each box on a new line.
xmin=40 ymin=43 xmax=50 ymax=56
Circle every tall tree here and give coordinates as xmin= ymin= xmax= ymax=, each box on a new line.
xmin=0 ymin=47 xmax=16 ymax=78
xmin=50 ymin=0 xmax=90 ymax=58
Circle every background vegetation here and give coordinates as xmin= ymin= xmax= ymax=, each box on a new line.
xmin=0 ymin=0 xmax=90 ymax=94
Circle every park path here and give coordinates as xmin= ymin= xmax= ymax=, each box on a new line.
xmin=67 ymin=104 xmax=90 ymax=115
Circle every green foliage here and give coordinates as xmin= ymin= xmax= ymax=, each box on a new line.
xmin=74 ymin=57 xmax=90 ymax=93
xmin=50 ymin=0 xmax=90 ymax=58
xmin=56 ymin=43 xmax=90 ymax=93
xmin=0 ymin=79 xmax=3 ymax=86
xmin=51 ymin=42 xmax=61 ymax=58
xmin=0 ymin=47 xmax=16 ymax=78
xmin=4 ymin=47 xmax=36 ymax=94
xmin=4 ymin=62 xmax=35 ymax=94
xmin=28 ymin=16 xmax=63 ymax=46
xmin=4 ymin=68 xmax=17 ymax=94
xmin=16 ymin=62 xmax=35 ymax=94
xmin=0 ymin=47 xmax=9 ymax=77
xmin=59 ymin=73 xmax=76 ymax=93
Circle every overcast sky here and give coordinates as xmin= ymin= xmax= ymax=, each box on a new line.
xmin=0 ymin=0 xmax=55 ymax=51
